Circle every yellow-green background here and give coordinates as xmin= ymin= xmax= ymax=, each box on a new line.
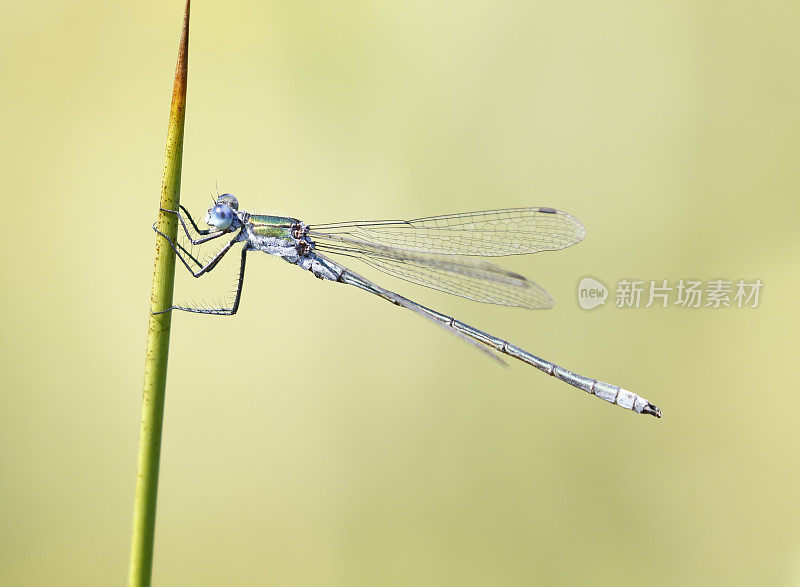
xmin=2 ymin=1 xmax=798 ymax=585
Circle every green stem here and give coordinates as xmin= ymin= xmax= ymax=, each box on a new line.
xmin=128 ymin=2 xmax=190 ymax=585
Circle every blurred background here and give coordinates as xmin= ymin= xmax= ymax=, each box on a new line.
xmin=1 ymin=1 xmax=798 ymax=585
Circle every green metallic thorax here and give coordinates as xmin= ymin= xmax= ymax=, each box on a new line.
xmin=248 ymin=214 xmax=297 ymax=240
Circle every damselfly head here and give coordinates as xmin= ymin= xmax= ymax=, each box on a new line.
xmin=206 ymin=203 xmax=234 ymax=230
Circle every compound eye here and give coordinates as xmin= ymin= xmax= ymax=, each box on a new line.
xmin=217 ymin=193 xmax=239 ymax=210
xmin=209 ymin=204 xmax=234 ymax=229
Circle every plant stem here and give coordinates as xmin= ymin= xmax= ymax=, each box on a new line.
xmin=128 ymin=2 xmax=190 ymax=585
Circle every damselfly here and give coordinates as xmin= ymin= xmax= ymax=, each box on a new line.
xmin=154 ymin=194 xmax=661 ymax=418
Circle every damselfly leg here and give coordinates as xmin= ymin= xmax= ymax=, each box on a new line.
xmin=154 ymin=207 xmax=228 ymax=270
xmin=152 ymin=245 xmax=249 ymax=316
xmin=166 ymin=205 xmax=214 ymax=237
xmin=152 ymin=217 xmax=249 ymax=315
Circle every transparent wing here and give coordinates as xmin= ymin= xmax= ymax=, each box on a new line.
xmin=308 ymin=207 xmax=585 ymax=257
xmin=314 ymin=236 xmax=553 ymax=309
